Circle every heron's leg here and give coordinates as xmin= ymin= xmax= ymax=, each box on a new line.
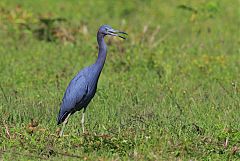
xmin=81 ymin=108 xmax=86 ymax=133
xmin=59 ymin=113 xmax=71 ymax=137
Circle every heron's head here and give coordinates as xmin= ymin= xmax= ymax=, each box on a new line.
xmin=98 ymin=25 xmax=127 ymax=39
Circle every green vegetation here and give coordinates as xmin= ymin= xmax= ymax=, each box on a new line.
xmin=0 ymin=0 xmax=239 ymax=160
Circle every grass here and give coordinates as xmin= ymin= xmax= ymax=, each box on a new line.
xmin=0 ymin=0 xmax=239 ymax=160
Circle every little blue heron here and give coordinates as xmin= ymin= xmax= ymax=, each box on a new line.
xmin=57 ymin=25 xmax=127 ymax=136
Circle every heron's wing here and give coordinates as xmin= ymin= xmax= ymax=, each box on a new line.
xmin=57 ymin=74 xmax=88 ymax=124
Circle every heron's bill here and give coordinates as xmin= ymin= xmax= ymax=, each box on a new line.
xmin=108 ymin=29 xmax=128 ymax=39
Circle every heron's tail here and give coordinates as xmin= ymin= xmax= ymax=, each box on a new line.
xmin=57 ymin=110 xmax=70 ymax=125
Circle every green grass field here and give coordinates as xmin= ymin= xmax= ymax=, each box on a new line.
xmin=0 ymin=0 xmax=239 ymax=160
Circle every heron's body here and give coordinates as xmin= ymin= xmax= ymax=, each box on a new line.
xmin=57 ymin=63 xmax=104 ymax=124
xmin=57 ymin=25 xmax=127 ymax=136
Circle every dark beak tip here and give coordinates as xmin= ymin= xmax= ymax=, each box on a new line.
xmin=118 ymin=35 xmax=127 ymax=40
xmin=120 ymin=31 xmax=128 ymax=35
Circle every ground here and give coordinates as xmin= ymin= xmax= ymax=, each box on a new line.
xmin=0 ymin=0 xmax=239 ymax=160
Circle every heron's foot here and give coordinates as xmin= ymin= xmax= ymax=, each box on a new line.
xmin=82 ymin=128 xmax=85 ymax=134
xmin=82 ymin=130 xmax=90 ymax=136
xmin=59 ymin=131 xmax=64 ymax=137
xmin=58 ymin=134 xmax=69 ymax=138
xmin=58 ymin=113 xmax=71 ymax=137
xmin=58 ymin=129 xmax=69 ymax=137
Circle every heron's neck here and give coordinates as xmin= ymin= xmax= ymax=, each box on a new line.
xmin=96 ymin=33 xmax=107 ymax=69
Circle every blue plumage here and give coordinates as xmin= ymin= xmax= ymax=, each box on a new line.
xmin=57 ymin=70 xmax=88 ymax=124
xmin=57 ymin=25 xmax=127 ymax=136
